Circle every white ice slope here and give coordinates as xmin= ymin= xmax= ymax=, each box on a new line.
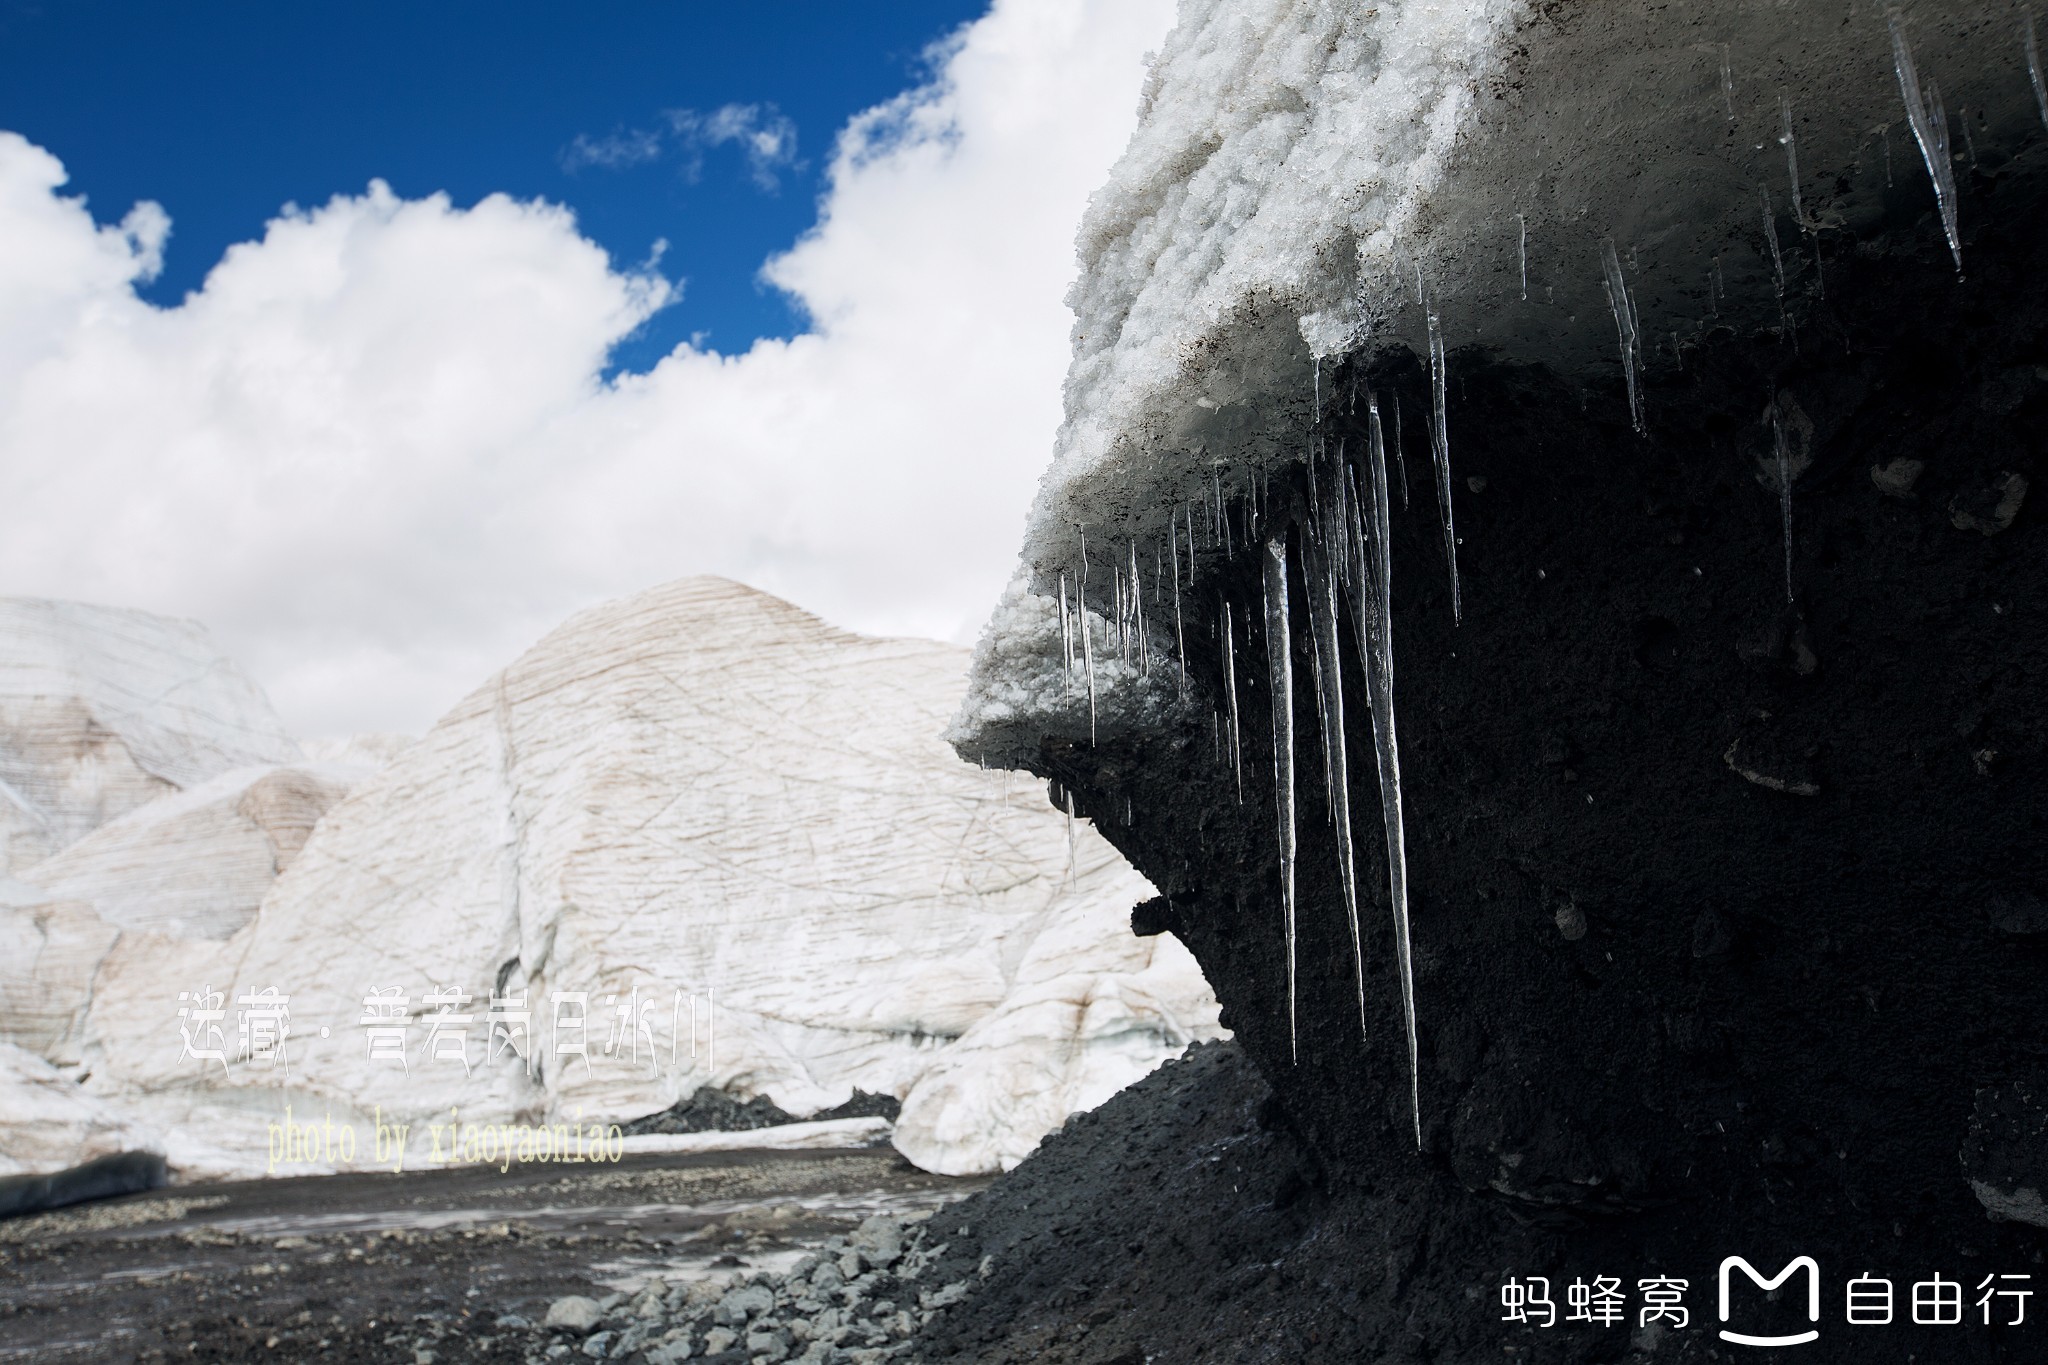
xmin=0 ymin=597 xmax=303 ymax=876
xmin=75 ymin=578 xmax=1220 ymax=1177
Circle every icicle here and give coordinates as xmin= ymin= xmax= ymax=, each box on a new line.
xmin=1760 ymin=188 xmax=1787 ymax=322
xmin=1516 ymin=213 xmax=1528 ymax=300
xmin=1888 ymin=8 xmax=1962 ymax=274
xmin=1779 ymin=95 xmax=1805 ymax=230
xmin=1130 ymin=539 xmax=1148 ymax=677
xmin=1720 ymin=43 xmax=1735 ymax=122
xmin=1059 ymin=571 xmax=1072 ymax=702
xmin=1391 ymin=392 xmax=1411 ymax=512
xmin=1064 ymin=787 xmax=1077 ymax=868
xmin=1771 ymin=401 xmax=1796 ymax=605
xmin=1881 ymin=125 xmax=1894 ymax=187
xmin=2029 ymin=14 xmax=2048 ymax=133
xmin=1358 ymin=392 xmax=1422 ymax=1148
xmin=1221 ymin=599 xmax=1243 ymax=801
xmin=1302 ymin=467 xmax=1366 ymax=1039
xmin=1426 ymin=307 xmax=1462 ymax=624
xmin=1172 ymin=520 xmax=1187 ymax=697
xmin=1959 ymin=105 xmax=1980 ymax=168
xmin=1080 ymin=530 xmax=1097 ymax=745
xmin=1599 ymin=238 xmax=1646 ymax=435
xmin=1263 ymin=533 xmax=1298 ymax=1062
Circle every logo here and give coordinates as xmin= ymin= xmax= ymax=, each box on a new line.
xmin=1719 ymin=1256 xmax=1821 ymax=1347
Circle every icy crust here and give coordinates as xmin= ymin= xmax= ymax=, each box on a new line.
xmin=945 ymin=574 xmax=1181 ymax=760
xmin=960 ymin=0 xmax=2041 ymax=758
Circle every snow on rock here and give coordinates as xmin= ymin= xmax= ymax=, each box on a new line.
xmin=0 ymin=1041 xmax=162 ymax=1178
xmin=956 ymin=0 xmax=2027 ymax=761
xmin=75 ymin=577 xmax=1220 ymax=1178
xmin=0 ymin=598 xmax=303 ymax=877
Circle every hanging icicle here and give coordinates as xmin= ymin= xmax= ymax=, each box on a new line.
xmin=1079 ymin=529 xmax=1097 ymax=745
xmin=1600 ymin=238 xmax=1646 ymax=435
xmin=1358 ymin=391 xmax=1423 ymax=1148
xmin=1888 ymin=7 xmax=1963 ymax=274
xmin=1221 ymin=596 xmax=1242 ymax=801
xmin=1263 ymin=532 xmax=1299 ymax=1063
xmin=1426 ymin=306 xmax=1463 ymax=624
xmin=1301 ymin=450 xmax=1367 ymax=1039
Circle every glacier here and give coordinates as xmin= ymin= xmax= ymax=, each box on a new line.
xmin=0 ymin=581 xmax=1221 ymax=1182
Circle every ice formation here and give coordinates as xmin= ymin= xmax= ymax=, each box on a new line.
xmin=0 ymin=581 xmax=1220 ymax=1181
xmin=0 ymin=598 xmax=303 ymax=877
xmin=956 ymin=0 xmax=2029 ymax=1143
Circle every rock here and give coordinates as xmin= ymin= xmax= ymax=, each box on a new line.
xmin=745 ymin=1324 xmax=793 ymax=1361
xmin=838 ymin=1249 xmax=864 ymax=1280
xmin=1552 ymin=902 xmax=1587 ymax=941
xmin=1870 ymin=456 xmax=1925 ymax=498
xmin=544 ymin=1297 xmax=602 ymax=1333
xmin=1950 ymin=471 xmax=2028 ymax=534
xmin=850 ymin=1214 xmax=903 ymax=1267
xmin=0 ymin=1148 xmax=167 ymax=1218
xmin=717 ymin=1282 xmax=774 ymax=1325
xmin=701 ymin=1326 xmax=738 ymax=1355
xmin=579 ymin=1331 xmax=611 ymax=1360
xmin=1991 ymin=895 xmax=2048 ymax=936
xmin=1723 ymin=735 xmax=1820 ymax=797
xmin=1963 ymin=1082 xmax=2048 ymax=1227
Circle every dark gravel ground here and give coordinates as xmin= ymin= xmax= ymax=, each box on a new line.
xmin=0 ymin=1147 xmax=980 ymax=1364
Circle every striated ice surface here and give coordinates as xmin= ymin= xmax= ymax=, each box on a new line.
xmin=0 ymin=598 xmax=304 ymax=876
xmin=24 ymin=579 xmax=1219 ymax=1180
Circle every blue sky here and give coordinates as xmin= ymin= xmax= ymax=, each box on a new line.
xmin=0 ymin=0 xmax=1171 ymax=735
xmin=0 ymin=0 xmax=989 ymax=370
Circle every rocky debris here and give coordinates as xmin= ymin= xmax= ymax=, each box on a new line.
xmin=513 ymin=1212 xmax=962 ymax=1364
xmin=1870 ymin=456 xmax=1925 ymax=498
xmin=1723 ymin=735 xmax=1821 ymax=796
xmin=622 ymin=1088 xmax=900 ymax=1138
xmin=1962 ymin=1082 xmax=2048 ymax=1228
xmin=1950 ymin=471 xmax=2029 ymax=534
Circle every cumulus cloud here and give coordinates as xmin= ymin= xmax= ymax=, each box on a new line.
xmin=0 ymin=0 xmax=1174 ymax=738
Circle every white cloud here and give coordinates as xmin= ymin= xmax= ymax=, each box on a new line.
xmin=667 ymin=103 xmax=802 ymax=190
xmin=559 ymin=126 xmax=665 ymax=173
xmin=0 ymin=0 xmax=1174 ymax=738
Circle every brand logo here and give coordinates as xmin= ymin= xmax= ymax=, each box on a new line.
xmin=1719 ymin=1255 xmax=1821 ymax=1347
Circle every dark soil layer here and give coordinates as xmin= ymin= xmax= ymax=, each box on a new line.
xmin=999 ymin=171 xmax=2048 ymax=1359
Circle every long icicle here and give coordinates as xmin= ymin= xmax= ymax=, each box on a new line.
xmin=1080 ymin=530 xmax=1096 ymax=745
xmin=1171 ymin=513 xmax=1187 ymax=696
xmin=1600 ymin=238 xmax=1646 ymax=435
xmin=1221 ymin=597 xmax=1242 ymax=801
xmin=1361 ymin=392 xmax=1422 ymax=1147
xmin=1426 ymin=305 xmax=1462 ymax=623
xmin=1888 ymin=7 xmax=1962 ymax=273
xmin=1264 ymin=531 xmax=1298 ymax=1062
xmin=1059 ymin=571 xmax=1072 ymax=702
xmin=1304 ymin=457 xmax=1365 ymax=1038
